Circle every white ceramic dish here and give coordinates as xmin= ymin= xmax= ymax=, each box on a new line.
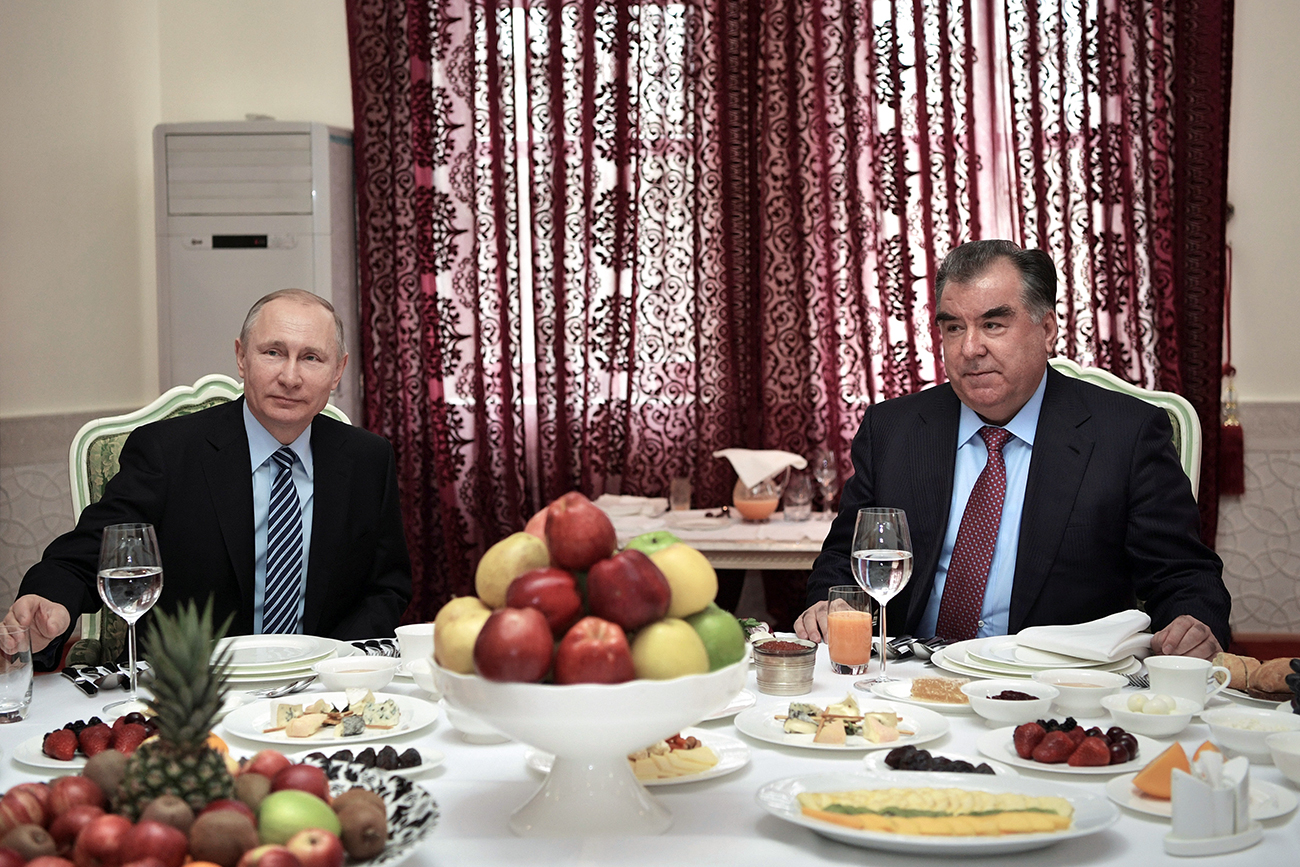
xmin=960 ymin=636 xmax=1121 ymax=670
xmin=1032 ymin=669 xmax=1127 ymax=716
xmin=220 ymin=691 xmax=439 ymax=747
xmin=403 ymin=658 xmax=441 ymax=699
xmin=394 ymin=622 xmax=435 ymax=662
xmin=861 ymin=749 xmax=1017 ymax=777
xmin=930 ymin=647 xmax=1141 ymax=681
xmin=1105 ymin=772 xmax=1297 ymax=821
xmin=1201 ymin=706 xmax=1300 ymax=763
xmin=294 ymin=746 xmax=446 ymax=779
xmin=215 ymin=634 xmax=339 ymax=671
xmin=312 ymin=656 xmax=399 ymax=691
xmin=1267 ymin=730 xmax=1300 ymax=785
xmin=962 ymin=679 xmax=1059 ymax=727
xmin=1100 ymin=692 xmax=1197 ymax=737
xmin=755 ymin=771 xmax=1119 ymax=855
xmin=1224 ymin=687 xmax=1291 ymax=707
xmin=303 ymin=755 xmax=439 ymax=866
xmin=14 ymin=735 xmax=87 ymax=770
xmin=867 ymin=679 xmax=976 ymax=715
xmin=733 ymin=698 xmax=949 ymax=751
xmin=702 ymin=688 xmax=757 ymax=720
xmin=975 ymin=726 xmax=1162 ymax=775
xmin=441 ymin=699 xmax=510 ymax=744
xmin=525 ymin=728 xmax=749 ymax=786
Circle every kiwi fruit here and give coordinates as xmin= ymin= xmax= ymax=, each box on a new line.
xmin=139 ymin=794 xmax=195 ymax=835
xmin=233 ymin=772 xmax=272 ymax=813
xmin=337 ymin=802 xmax=387 ymax=860
xmin=2 ymin=824 xmax=57 ymax=860
xmin=188 ymin=809 xmax=259 ymax=867
xmin=84 ymin=750 xmax=129 ymax=803
xmin=330 ymin=786 xmax=385 ymax=816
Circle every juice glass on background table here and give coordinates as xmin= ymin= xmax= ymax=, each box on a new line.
xmin=826 ymin=586 xmax=872 ymax=675
xmin=850 ymin=507 xmax=913 ymax=688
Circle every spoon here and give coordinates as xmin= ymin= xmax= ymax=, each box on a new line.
xmin=704 ymin=505 xmax=731 ymax=518
xmin=910 ymin=637 xmax=952 ymax=661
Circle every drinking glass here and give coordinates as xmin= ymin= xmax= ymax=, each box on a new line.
xmin=826 ymin=586 xmax=872 ymax=675
xmin=782 ymin=472 xmax=813 ymax=521
xmin=0 ymin=623 xmax=34 ymax=722
xmin=97 ymin=523 xmax=164 ymax=714
xmin=812 ymin=448 xmax=837 ymax=514
xmin=849 ymin=508 xmax=913 ymax=687
xmin=668 ymin=477 xmax=692 ymax=511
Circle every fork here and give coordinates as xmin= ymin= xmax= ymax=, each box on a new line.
xmin=1126 ymin=672 xmax=1150 ymax=689
xmin=246 ymin=677 xmax=316 ymax=699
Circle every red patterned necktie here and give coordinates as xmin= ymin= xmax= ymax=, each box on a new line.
xmin=935 ymin=426 xmax=1012 ymax=641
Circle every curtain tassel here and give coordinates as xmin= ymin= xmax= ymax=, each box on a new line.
xmin=1218 ymin=243 xmax=1244 ymax=496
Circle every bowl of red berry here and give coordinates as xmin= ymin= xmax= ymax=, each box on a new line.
xmin=961 ymin=679 xmax=1059 ymax=727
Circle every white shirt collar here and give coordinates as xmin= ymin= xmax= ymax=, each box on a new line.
xmin=957 ymin=368 xmax=1048 ymax=448
xmin=243 ymin=401 xmax=314 ymax=478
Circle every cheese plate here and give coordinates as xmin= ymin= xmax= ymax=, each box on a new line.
xmin=219 ymin=691 xmax=437 ymax=747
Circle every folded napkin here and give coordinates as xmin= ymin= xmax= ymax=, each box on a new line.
xmin=713 ymin=449 xmax=808 ymax=488
xmin=1016 ymin=610 xmax=1152 ymax=662
xmin=594 ymin=494 xmax=669 ymax=517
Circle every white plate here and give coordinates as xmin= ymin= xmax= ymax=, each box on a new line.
xmin=868 ymin=680 xmax=975 ymax=715
xmin=305 ymin=756 xmax=439 ymax=867
xmin=976 ymin=726 xmax=1162 ymax=775
xmin=862 ymin=749 xmax=1017 ymax=776
xmin=14 ymin=735 xmax=87 ymax=771
xmin=1105 ymin=772 xmax=1298 ymax=820
xmin=216 ymin=635 xmax=339 ymax=671
xmin=1223 ymin=687 xmax=1291 ymax=708
xmin=702 ymin=688 xmax=757 ymax=721
xmin=931 ymin=647 xmax=1140 ymax=680
xmin=733 ymin=698 xmax=949 ymax=751
xmin=220 ymin=691 xmax=438 ymax=746
xmin=525 ymin=728 xmax=750 ymax=787
xmin=756 ymin=771 xmax=1119 ymax=855
xmin=1280 ymin=700 xmax=1295 ymax=714
xmin=962 ymin=636 xmax=1116 ymax=670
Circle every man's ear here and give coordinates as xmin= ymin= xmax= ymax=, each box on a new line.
xmin=331 ymin=353 xmax=349 ymax=391
xmin=235 ymin=339 xmax=246 ymax=379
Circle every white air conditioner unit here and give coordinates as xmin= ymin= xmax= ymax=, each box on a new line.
xmin=154 ymin=121 xmax=360 ymax=422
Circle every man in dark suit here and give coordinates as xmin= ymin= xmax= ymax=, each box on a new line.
xmin=797 ymin=241 xmax=1230 ymax=659
xmin=4 ymin=289 xmax=411 ymax=663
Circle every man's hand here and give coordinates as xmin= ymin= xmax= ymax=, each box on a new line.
xmin=1150 ymin=614 xmax=1221 ymax=660
xmin=794 ymin=600 xmax=830 ymax=643
xmin=2 ymin=595 xmax=71 ymax=653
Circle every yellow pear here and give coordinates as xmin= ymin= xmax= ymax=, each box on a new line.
xmin=649 ymin=543 xmax=718 ymax=618
xmin=631 ymin=618 xmax=710 ymax=680
xmin=433 ymin=596 xmax=492 ymax=673
xmin=475 ymin=531 xmax=551 ymax=608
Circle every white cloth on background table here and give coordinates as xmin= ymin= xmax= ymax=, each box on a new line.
xmin=1016 ymin=609 xmax=1153 ymax=662
xmin=593 ymin=494 xmax=669 ymax=517
xmin=609 ymin=509 xmax=833 ymax=544
xmin=713 ymin=449 xmax=807 ymax=487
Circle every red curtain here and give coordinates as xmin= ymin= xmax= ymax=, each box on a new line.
xmin=347 ymin=0 xmax=1233 ymax=621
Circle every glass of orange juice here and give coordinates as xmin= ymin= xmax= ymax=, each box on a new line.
xmin=826 ymin=586 xmax=873 ymax=675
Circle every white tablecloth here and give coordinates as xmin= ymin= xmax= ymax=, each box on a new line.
xmin=4 ymin=650 xmax=1298 ymax=866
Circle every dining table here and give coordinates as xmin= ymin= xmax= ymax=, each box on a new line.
xmin=4 ymin=645 xmax=1298 ymax=867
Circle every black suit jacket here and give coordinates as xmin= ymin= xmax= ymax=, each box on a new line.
xmin=806 ymin=368 xmax=1231 ymax=648
xmin=21 ymin=399 xmax=412 ymax=653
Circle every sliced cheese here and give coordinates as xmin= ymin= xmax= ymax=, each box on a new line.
xmin=285 ymin=712 xmax=329 ymax=738
xmin=814 ymin=719 xmax=847 ymax=745
xmin=862 ymin=712 xmax=901 ymax=743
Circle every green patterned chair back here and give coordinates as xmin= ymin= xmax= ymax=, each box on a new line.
xmin=66 ymin=374 xmax=350 ymax=665
xmin=1048 ymin=357 xmax=1202 ymax=500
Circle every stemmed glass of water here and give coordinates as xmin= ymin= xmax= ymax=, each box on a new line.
xmin=97 ymin=523 xmax=164 ymax=713
xmin=850 ymin=508 xmax=913 ymax=688
xmin=812 ymin=448 xmax=837 ymax=514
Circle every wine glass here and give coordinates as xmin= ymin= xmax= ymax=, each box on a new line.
xmin=849 ymin=508 xmax=913 ymax=688
xmin=812 ymin=448 xmax=837 ymax=514
xmin=97 ymin=523 xmax=164 ymax=714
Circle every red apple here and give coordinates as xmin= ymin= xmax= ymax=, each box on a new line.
xmin=585 ymin=549 xmax=671 ymax=632
xmin=27 ymin=857 xmax=76 ymax=867
xmin=554 ymin=617 xmax=635 ymax=684
xmin=236 ymin=845 xmax=301 ymax=867
xmin=198 ymin=799 xmax=257 ymax=824
xmin=545 ymin=492 xmax=617 ymax=571
xmin=269 ymin=766 xmax=331 ymax=804
xmin=49 ymin=806 xmax=105 ymax=853
xmin=118 ymin=822 xmax=187 ymax=867
xmin=71 ymin=814 xmax=131 ymax=867
xmin=48 ymin=777 xmax=106 ymax=818
xmin=0 ymin=847 xmax=28 ymax=867
xmin=8 ymin=783 xmax=50 ymax=819
xmin=472 ymin=607 xmax=554 ymax=682
xmin=242 ymin=751 xmax=292 ymax=780
xmin=505 ymin=568 xmax=584 ymax=637
xmin=0 ymin=789 xmax=49 ymax=836
xmin=284 ymin=829 xmax=344 ymax=867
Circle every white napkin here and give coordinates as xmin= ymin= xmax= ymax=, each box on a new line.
xmin=1015 ymin=610 xmax=1152 ymax=662
xmin=713 ymin=449 xmax=808 ymax=488
xmin=593 ymin=494 xmax=668 ymax=517
xmin=1170 ymin=753 xmax=1250 ymax=840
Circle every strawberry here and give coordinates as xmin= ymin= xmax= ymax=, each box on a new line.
xmin=1031 ymin=730 xmax=1076 ymax=763
xmin=1067 ymin=735 xmax=1112 ymax=767
xmin=43 ymin=729 xmax=78 ymax=761
xmin=1012 ymin=722 xmax=1046 ymax=759
xmin=1062 ymin=725 xmax=1087 ymax=748
xmin=111 ymin=722 xmax=148 ymax=756
xmin=78 ymin=723 xmax=113 ymax=757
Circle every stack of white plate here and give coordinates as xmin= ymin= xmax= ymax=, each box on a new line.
xmin=215 ymin=634 xmax=355 ymax=687
xmin=930 ymin=636 xmax=1141 ymax=680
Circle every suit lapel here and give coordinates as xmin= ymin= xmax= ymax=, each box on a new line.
xmin=204 ymin=400 xmax=256 ymax=614
xmin=303 ymin=417 xmax=348 ymax=635
xmin=1010 ymin=369 xmax=1094 ymax=631
xmin=904 ymin=388 xmax=960 ymax=628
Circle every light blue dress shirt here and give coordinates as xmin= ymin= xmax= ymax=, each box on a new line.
xmin=244 ymin=402 xmax=314 ymax=634
xmin=916 ymin=372 xmax=1047 ymax=639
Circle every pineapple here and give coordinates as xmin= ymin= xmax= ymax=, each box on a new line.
xmin=116 ymin=599 xmax=236 ymax=818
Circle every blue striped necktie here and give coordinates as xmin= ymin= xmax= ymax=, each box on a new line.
xmin=263 ymin=446 xmax=303 ymax=634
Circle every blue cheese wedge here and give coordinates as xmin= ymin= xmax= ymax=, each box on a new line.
xmin=362 ymin=698 xmax=399 ymax=726
xmin=274 ymin=703 xmax=304 ymax=727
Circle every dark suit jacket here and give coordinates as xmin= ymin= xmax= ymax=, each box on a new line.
xmin=21 ymin=399 xmax=412 ymax=655
xmin=806 ymin=368 xmax=1231 ymax=648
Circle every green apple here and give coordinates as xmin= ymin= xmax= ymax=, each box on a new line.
xmin=257 ymin=790 xmax=341 ymax=844
xmin=648 ymin=543 xmax=718 ymax=618
xmin=433 ymin=596 xmax=492 ymax=673
xmin=475 ymin=531 xmax=551 ymax=607
xmin=624 ymin=530 xmax=682 ymax=557
xmin=630 ymin=618 xmax=710 ymax=679
xmin=685 ymin=602 xmax=747 ymax=670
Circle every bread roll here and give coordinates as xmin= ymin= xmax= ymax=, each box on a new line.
xmin=1248 ymin=657 xmax=1295 ymax=697
xmin=1213 ymin=652 xmax=1260 ymax=691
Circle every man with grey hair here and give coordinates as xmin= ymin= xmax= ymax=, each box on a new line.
xmin=5 ymin=289 xmax=411 ymax=666
xmin=796 ymin=240 xmax=1229 ymax=660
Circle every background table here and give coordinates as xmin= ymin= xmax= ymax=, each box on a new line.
xmin=608 ymin=509 xmax=833 ymax=571
xmin=4 ymin=649 xmax=1298 ymax=866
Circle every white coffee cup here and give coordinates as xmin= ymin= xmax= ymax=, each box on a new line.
xmin=395 ymin=622 xmax=435 ymax=661
xmin=1146 ymin=655 xmax=1231 ymax=709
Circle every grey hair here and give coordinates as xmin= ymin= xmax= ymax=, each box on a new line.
xmin=239 ymin=289 xmax=346 ymax=360
xmin=935 ymin=240 xmax=1058 ymax=324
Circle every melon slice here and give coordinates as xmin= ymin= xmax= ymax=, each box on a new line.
xmin=1132 ymin=743 xmax=1190 ymax=800
xmin=1193 ymin=740 xmax=1220 ymax=761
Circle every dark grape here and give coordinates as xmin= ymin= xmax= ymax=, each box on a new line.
xmin=1108 ymin=742 xmax=1130 ymax=765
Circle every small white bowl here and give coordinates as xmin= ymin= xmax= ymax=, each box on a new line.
xmin=440 ymin=699 xmax=511 ymax=744
xmin=403 ymin=657 xmax=441 ymax=700
xmin=1201 ymin=706 xmax=1300 ymax=764
xmin=312 ymin=655 xmax=399 ymax=691
xmin=960 ymin=679 xmax=1059 ymax=727
xmin=1031 ymin=669 xmax=1127 ymax=717
xmin=1100 ymin=692 xmax=1197 ymax=738
xmin=1265 ymin=730 xmax=1300 ymax=784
